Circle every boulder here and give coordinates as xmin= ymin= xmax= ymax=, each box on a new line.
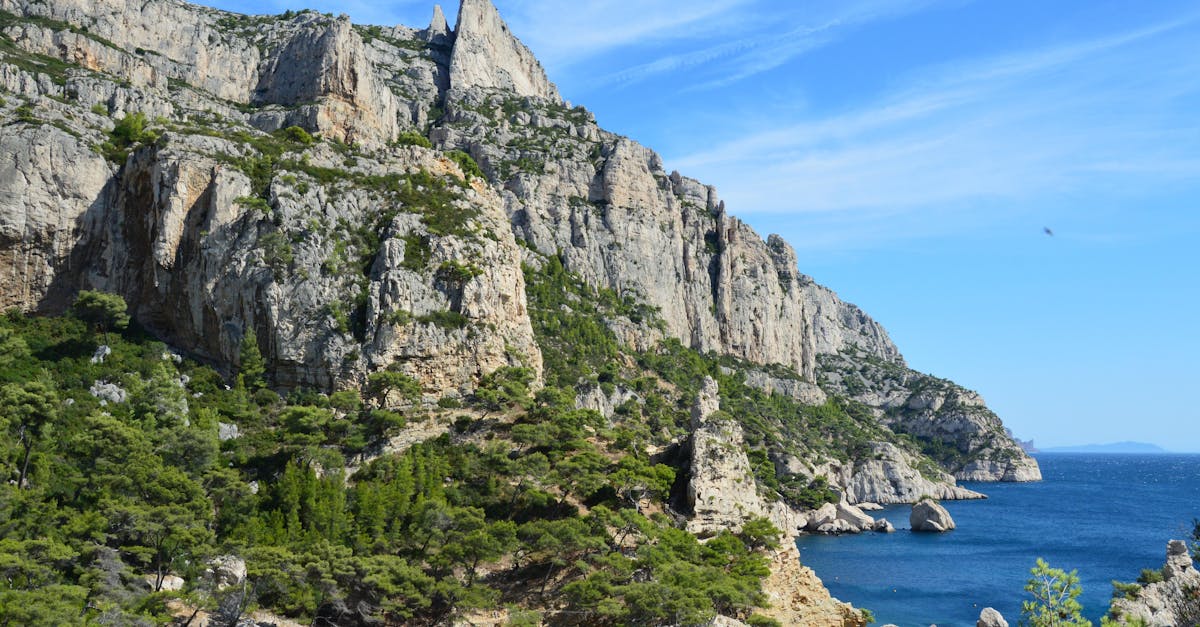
xmin=835 ymin=501 xmax=876 ymax=529
xmin=218 ymin=422 xmax=241 ymax=442
xmin=978 ymin=607 xmax=1009 ymax=627
xmin=910 ymin=499 xmax=955 ymax=532
xmin=1164 ymin=539 xmax=1193 ymax=580
xmin=145 ymin=574 xmax=185 ymax=591
xmin=873 ymin=518 xmax=895 ymax=533
xmin=90 ymin=345 xmax=112 ymax=364
xmin=207 ymin=555 xmax=246 ymax=590
xmin=89 ymin=380 xmax=127 ymax=405
xmin=805 ymin=503 xmax=838 ymax=532
xmin=857 ymin=502 xmax=884 ymax=511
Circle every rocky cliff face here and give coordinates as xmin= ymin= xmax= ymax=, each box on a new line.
xmin=1 ymin=0 xmax=1055 ymax=621
xmin=449 ymin=0 xmax=559 ymax=100
xmin=819 ymin=347 xmax=1040 ymax=482
xmin=0 ymin=0 xmax=1034 ymax=478
xmin=810 ymin=442 xmax=986 ymax=505
xmin=686 ymin=377 xmax=803 ymax=536
xmin=0 ymin=0 xmax=544 ymax=393
xmin=436 ymin=90 xmax=903 ymax=383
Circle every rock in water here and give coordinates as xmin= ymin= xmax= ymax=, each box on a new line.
xmin=910 ymin=499 xmax=956 ymax=532
xmin=978 ymin=607 xmax=1009 ymax=627
xmin=805 ymin=503 xmax=839 ymax=533
xmin=836 ymin=501 xmax=877 ymax=530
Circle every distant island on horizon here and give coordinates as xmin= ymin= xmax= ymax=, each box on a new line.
xmin=1040 ymin=441 xmax=1172 ymax=454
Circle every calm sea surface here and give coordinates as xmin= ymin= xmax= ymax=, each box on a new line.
xmin=794 ymin=454 xmax=1200 ymax=626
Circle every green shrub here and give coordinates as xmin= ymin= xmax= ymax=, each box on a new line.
xmin=396 ymin=130 xmax=432 ymax=148
xmin=400 ymin=234 xmax=431 ymax=271
xmin=1022 ymin=559 xmax=1091 ymax=627
xmin=15 ymin=104 xmax=36 ymax=124
xmin=1111 ymin=580 xmax=1141 ymax=600
xmin=258 ymin=231 xmax=293 ymax=277
xmin=71 ymin=290 xmax=129 ymax=336
xmin=98 ymin=112 xmax=159 ymax=163
xmin=747 ymin=615 xmax=783 ymax=627
xmin=235 ymin=196 xmax=272 ymax=214
xmin=447 ymin=150 xmax=483 ymax=180
xmin=417 ymin=310 xmax=470 ymax=330
xmin=437 ymin=261 xmax=483 ymax=284
xmin=280 ymin=125 xmax=314 ymax=145
xmin=1136 ymin=568 xmax=1165 ymax=585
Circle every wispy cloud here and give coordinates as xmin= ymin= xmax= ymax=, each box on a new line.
xmin=503 ymin=0 xmax=947 ymax=88
xmin=667 ymin=14 xmax=1200 ymax=248
xmin=503 ymin=0 xmax=757 ymax=68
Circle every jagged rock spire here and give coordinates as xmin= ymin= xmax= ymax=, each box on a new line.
xmin=449 ymin=0 xmax=560 ymax=101
xmin=426 ymin=5 xmax=449 ymax=40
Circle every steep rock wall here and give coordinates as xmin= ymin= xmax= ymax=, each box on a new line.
xmin=449 ymin=0 xmax=559 ymax=100
xmin=0 ymin=0 xmax=1035 ymax=485
xmin=438 ymin=94 xmax=903 ymax=382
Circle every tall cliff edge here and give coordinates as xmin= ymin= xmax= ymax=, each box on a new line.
xmin=0 ymin=0 xmax=1035 ymax=483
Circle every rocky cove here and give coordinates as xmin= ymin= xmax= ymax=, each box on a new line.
xmin=0 ymin=0 xmax=1062 ymax=624
xmin=797 ymin=453 xmax=1200 ymax=626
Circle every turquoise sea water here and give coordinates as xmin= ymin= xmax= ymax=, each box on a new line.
xmin=794 ymin=454 xmax=1200 ymax=626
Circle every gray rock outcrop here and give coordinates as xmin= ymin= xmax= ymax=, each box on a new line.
xmin=819 ymin=350 xmax=1041 ymax=483
xmin=685 ymin=377 xmax=758 ymax=537
xmin=1109 ymin=541 xmax=1200 ymax=626
xmin=781 ymin=441 xmax=986 ymax=506
xmin=207 ymin=555 xmax=247 ymax=590
xmin=910 ymin=499 xmax=956 ymax=532
xmin=89 ymin=380 xmax=127 ymax=405
xmin=686 ymin=377 xmax=803 ymax=536
xmin=449 ymin=0 xmax=559 ymax=100
xmin=978 ymin=607 xmax=1009 ymax=627
xmin=802 ymin=501 xmax=887 ymax=536
xmin=0 ymin=0 xmax=1036 ymax=494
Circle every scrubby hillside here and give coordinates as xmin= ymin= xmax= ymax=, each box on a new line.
xmin=1 ymin=0 xmax=1040 ymax=623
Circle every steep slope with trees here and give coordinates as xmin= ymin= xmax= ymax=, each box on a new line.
xmin=0 ymin=0 xmax=1045 ymax=623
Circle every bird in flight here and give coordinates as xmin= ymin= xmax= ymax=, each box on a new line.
xmin=1044 ymin=227 xmax=1054 ymax=237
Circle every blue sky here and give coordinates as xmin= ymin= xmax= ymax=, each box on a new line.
xmin=204 ymin=0 xmax=1200 ymax=452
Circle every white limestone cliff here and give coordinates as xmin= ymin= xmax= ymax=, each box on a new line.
xmin=449 ymin=0 xmax=559 ymax=101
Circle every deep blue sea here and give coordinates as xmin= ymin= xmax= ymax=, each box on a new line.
xmin=794 ymin=454 xmax=1200 ymax=626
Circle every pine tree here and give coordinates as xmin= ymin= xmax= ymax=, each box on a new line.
xmin=1022 ymin=558 xmax=1093 ymax=627
xmin=238 ymin=328 xmax=266 ymax=392
xmin=71 ymin=290 xmax=129 ymax=341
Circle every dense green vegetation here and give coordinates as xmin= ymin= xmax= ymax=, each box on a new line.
xmin=0 ymin=292 xmax=782 ymax=625
xmin=522 ymin=252 xmax=882 ymax=512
